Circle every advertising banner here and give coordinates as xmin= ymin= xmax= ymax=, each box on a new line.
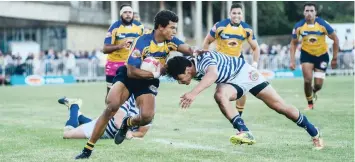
xmin=10 ymin=75 xmax=76 ymax=86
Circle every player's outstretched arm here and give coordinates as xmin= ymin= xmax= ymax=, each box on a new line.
xmin=177 ymin=44 xmax=209 ymax=56
xmin=177 ymin=44 xmax=194 ymax=56
xmin=328 ymin=33 xmax=339 ymax=69
xmin=191 ymin=65 xmax=218 ymax=95
xmin=247 ymin=37 xmax=260 ymax=68
xmin=180 ymin=65 xmax=218 ymax=109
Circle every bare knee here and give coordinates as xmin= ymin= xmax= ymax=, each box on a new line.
xmin=304 ymin=77 xmax=312 ymax=84
xmin=214 ymin=91 xmax=228 ymax=105
xmin=139 ymin=114 xmax=154 ymax=126
xmin=314 ymin=84 xmax=322 ymax=91
xmin=105 ymin=99 xmax=120 ymax=116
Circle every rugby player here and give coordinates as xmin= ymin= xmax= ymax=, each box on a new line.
xmin=166 ymin=52 xmax=324 ymax=150
xmin=203 ymin=3 xmax=260 ymax=116
xmin=75 ymin=10 xmax=197 ymax=159
xmin=103 ymin=4 xmax=144 ymax=95
xmin=289 ymin=2 xmax=339 ymax=110
xmin=59 ymin=97 xmax=150 ymax=140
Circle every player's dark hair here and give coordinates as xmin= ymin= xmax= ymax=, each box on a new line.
xmin=230 ymin=3 xmax=243 ymax=11
xmin=154 ymin=10 xmax=179 ymax=29
xmin=120 ymin=4 xmax=131 ymax=10
xmin=166 ymin=56 xmax=192 ymax=79
xmin=303 ymin=2 xmax=317 ymax=11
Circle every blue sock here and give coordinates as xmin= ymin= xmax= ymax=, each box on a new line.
xmin=230 ymin=115 xmax=249 ymax=132
xmin=78 ymin=115 xmax=92 ymax=124
xmin=295 ymin=112 xmax=318 ymax=137
xmin=65 ymin=104 xmax=79 ymax=128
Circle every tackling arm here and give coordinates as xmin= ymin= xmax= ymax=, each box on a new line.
xmin=190 ymin=65 xmax=218 ymax=95
xmin=177 ymin=44 xmax=194 ymax=56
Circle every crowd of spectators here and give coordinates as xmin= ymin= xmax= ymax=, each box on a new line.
xmin=0 ymin=40 xmax=353 ymax=85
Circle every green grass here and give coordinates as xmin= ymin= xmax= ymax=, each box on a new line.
xmin=0 ymin=76 xmax=353 ymax=162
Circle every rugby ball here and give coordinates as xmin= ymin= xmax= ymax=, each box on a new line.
xmin=140 ymin=57 xmax=161 ymax=73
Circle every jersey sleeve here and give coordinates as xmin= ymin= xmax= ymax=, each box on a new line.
xmin=292 ymin=25 xmax=300 ymax=39
xmin=167 ymin=37 xmax=185 ymax=51
xmin=197 ymin=54 xmax=217 ymax=73
xmin=140 ymin=24 xmax=144 ymax=35
xmin=209 ymin=22 xmax=219 ymax=38
xmin=318 ymin=19 xmax=334 ymax=35
xmin=133 ymin=20 xmax=145 ymax=36
xmin=127 ymin=37 xmax=146 ymax=68
xmin=245 ymin=29 xmax=256 ymax=40
xmin=104 ymin=21 xmax=120 ymax=45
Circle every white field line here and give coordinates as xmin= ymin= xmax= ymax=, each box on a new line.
xmin=152 ymin=138 xmax=245 ymax=154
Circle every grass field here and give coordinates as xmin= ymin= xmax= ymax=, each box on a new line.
xmin=0 ymin=76 xmax=353 ymax=162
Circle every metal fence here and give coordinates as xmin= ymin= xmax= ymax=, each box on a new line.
xmin=0 ymin=51 xmax=353 ymax=85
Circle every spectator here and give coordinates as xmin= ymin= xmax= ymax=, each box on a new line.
xmin=63 ymin=51 xmax=76 ymax=75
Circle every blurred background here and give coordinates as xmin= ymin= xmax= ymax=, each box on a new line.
xmin=0 ymin=1 xmax=353 ymax=86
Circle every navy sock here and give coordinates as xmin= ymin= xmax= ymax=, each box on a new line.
xmin=295 ymin=112 xmax=318 ymax=137
xmin=230 ymin=115 xmax=249 ymax=132
xmin=65 ymin=104 xmax=79 ymax=128
xmin=78 ymin=115 xmax=92 ymax=125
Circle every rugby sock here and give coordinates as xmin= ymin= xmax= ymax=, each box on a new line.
xmin=294 ymin=112 xmax=318 ymax=137
xmin=306 ymin=95 xmax=313 ymax=105
xmin=236 ymin=106 xmax=244 ymax=117
xmin=78 ymin=115 xmax=92 ymax=124
xmin=83 ymin=141 xmax=94 ymax=154
xmin=65 ymin=104 xmax=79 ymax=128
xmin=126 ymin=117 xmax=133 ymax=127
xmin=230 ymin=115 xmax=249 ymax=132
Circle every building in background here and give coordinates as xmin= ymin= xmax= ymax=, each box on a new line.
xmin=0 ymin=1 xmax=113 ymax=53
xmin=0 ymin=1 xmax=227 ymax=55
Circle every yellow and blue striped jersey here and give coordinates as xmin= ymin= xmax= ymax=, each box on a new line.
xmin=292 ymin=17 xmax=334 ymax=56
xmin=210 ymin=19 xmax=255 ymax=57
xmin=104 ymin=20 xmax=144 ymax=62
xmin=127 ymin=31 xmax=184 ymax=68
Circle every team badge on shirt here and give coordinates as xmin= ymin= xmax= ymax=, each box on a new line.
xmin=131 ymin=49 xmax=142 ymax=58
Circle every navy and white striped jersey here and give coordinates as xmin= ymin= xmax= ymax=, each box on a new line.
xmin=193 ymin=51 xmax=245 ymax=83
xmin=105 ymin=95 xmax=139 ymax=138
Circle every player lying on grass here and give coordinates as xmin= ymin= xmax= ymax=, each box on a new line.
xmin=166 ymin=51 xmax=324 ymax=150
xmin=58 ymin=96 xmax=151 ymax=140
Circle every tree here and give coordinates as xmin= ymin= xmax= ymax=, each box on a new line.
xmin=257 ymin=1 xmax=292 ymax=36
